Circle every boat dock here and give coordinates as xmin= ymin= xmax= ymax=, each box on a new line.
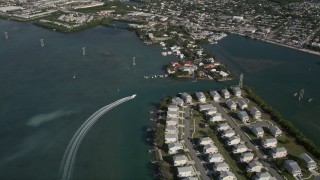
xmin=144 ymin=74 xmax=168 ymax=79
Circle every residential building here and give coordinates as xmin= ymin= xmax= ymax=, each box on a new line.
xmin=199 ymin=137 xmax=213 ymax=146
xmin=227 ymin=136 xmax=241 ymax=146
xmin=165 ymin=126 xmax=178 ymax=134
xmin=210 ymin=90 xmax=221 ymax=101
xmin=219 ymin=171 xmax=237 ymax=180
xmin=239 ymin=152 xmax=254 ymax=163
xmin=250 ymin=107 xmax=261 ymax=119
xmin=207 ymin=153 xmax=224 ymax=163
xmin=269 ymin=125 xmax=282 ymax=137
xmin=172 ymin=97 xmax=184 ymax=107
xmin=300 ymin=153 xmax=317 ymax=170
xmin=251 ymin=127 xmax=264 ymax=138
xmin=232 ymin=86 xmax=241 ymax=97
xmin=195 ymin=92 xmax=206 ymax=103
xmin=269 ymin=147 xmax=287 ymax=159
xmin=177 ymin=166 xmax=195 ymax=178
xmin=166 ymin=117 xmax=179 ymax=126
xmin=168 ymin=104 xmax=179 ymax=111
xmin=214 ymin=162 xmax=230 ymax=172
xmin=284 ymin=160 xmax=302 ymax=177
xmin=253 ymin=172 xmax=273 ymax=180
xmin=221 ymin=89 xmax=230 ymax=99
xmin=181 ymin=92 xmax=192 ymax=104
xmin=165 ymin=133 xmax=178 ymax=143
xmin=209 ymin=113 xmax=224 ymax=122
xmin=226 ymin=100 xmax=237 ymax=110
xmin=261 ymin=138 xmax=277 ymax=148
xmin=203 ymin=144 xmax=218 ymax=154
xmin=168 ymin=142 xmax=183 ymax=154
xmin=206 ymin=108 xmax=217 ymax=116
xmin=221 ymin=129 xmax=236 ymax=138
xmin=217 ymin=123 xmax=230 ymax=132
xmin=182 ymin=177 xmax=199 ymax=180
xmin=246 ymin=161 xmax=263 ymax=172
xmin=173 ymin=154 xmax=188 ymax=166
xmin=233 ymin=144 xmax=248 ymax=154
xmin=237 ymin=99 xmax=248 ymax=110
xmin=237 ymin=111 xmax=250 ymax=123
xmin=167 ymin=111 xmax=179 ymax=118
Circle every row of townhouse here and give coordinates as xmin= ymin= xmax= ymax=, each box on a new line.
xmin=283 ymin=153 xmax=318 ymax=177
xmin=250 ymin=125 xmax=282 ymax=139
xmin=198 ymin=137 xmax=237 ymax=180
xmin=199 ymin=103 xmax=225 ymax=123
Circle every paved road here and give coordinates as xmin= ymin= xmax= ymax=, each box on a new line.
xmin=183 ymin=107 xmax=211 ymax=180
xmin=213 ymin=102 xmax=284 ymax=180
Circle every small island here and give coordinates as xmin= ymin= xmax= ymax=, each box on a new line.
xmin=147 ymin=86 xmax=319 ymax=180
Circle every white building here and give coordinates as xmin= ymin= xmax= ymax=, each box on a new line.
xmin=168 ymin=142 xmax=183 ymax=154
xmin=227 ymin=136 xmax=241 ymax=146
xmin=246 ymin=161 xmax=263 ymax=172
xmin=250 ymin=107 xmax=261 ymax=119
xmin=199 ymin=104 xmax=215 ymax=112
xmin=206 ymin=108 xmax=218 ymax=116
xmin=203 ymin=144 xmax=218 ymax=154
xmin=237 ymin=99 xmax=248 ymax=110
xmin=232 ymin=86 xmax=242 ymax=97
xmin=253 ymin=172 xmax=273 ymax=180
xmin=261 ymin=138 xmax=277 ymax=148
xmin=165 ymin=126 xmax=178 ymax=134
xmin=233 ymin=144 xmax=248 ymax=154
xmin=221 ymin=129 xmax=236 ymax=138
xmin=195 ymin=92 xmax=206 ymax=103
xmin=165 ymin=133 xmax=178 ymax=143
xmin=251 ymin=127 xmax=264 ymax=138
xmin=269 ymin=126 xmax=282 ymax=137
xmin=209 ymin=113 xmax=224 ymax=122
xmin=210 ymin=90 xmax=221 ymax=101
xmin=300 ymin=153 xmax=317 ymax=170
xmin=221 ymin=89 xmax=230 ymax=99
xmin=226 ymin=100 xmax=237 ymax=111
xmin=207 ymin=153 xmax=224 ymax=163
xmin=177 ymin=166 xmax=195 ymax=178
xmin=181 ymin=92 xmax=192 ymax=104
xmin=172 ymin=97 xmax=184 ymax=107
xmin=219 ymin=171 xmax=237 ymax=180
xmin=217 ymin=123 xmax=230 ymax=132
xmin=168 ymin=104 xmax=179 ymax=111
xmin=199 ymin=137 xmax=213 ymax=146
xmin=238 ymin=152 xmax=254 ymax=163
xmin=166 ymin=117 xmax=179 ymax=126
xmin=237 ymin=111 xmax=250 ymax=123
xmin=173 ymin=154 xmax=188 ymax=166
xmin=269 ymin=147 xmax=287 ymax=159
xmin=214 ymin=162 xmax=230 ymax=172
xmin=167 ymin=111 xmax=179 ymax=118
xmin=284 ymin=160 xmax=302 ymax=177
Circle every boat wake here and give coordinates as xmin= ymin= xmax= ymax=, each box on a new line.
xmin=59 ymin=95 xmax=136 ymax=180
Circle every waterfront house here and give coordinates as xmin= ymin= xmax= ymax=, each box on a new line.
xmin=250 ymin=107 xmax=261 ymax=119
xmin=300 ymin=153 xmax=317 ymax=170
xmin=221 ymin=129 xmax=236 ymax=138
xmin=168 ymin=104 xmax=179 ymax=111
xmin=237 ymin=99 xmax=248 ymax=110
xmin=253 ymin=172 xmax=273 ymax=180
xmin=226 ymin=100 xmax=237 ymax=111
xmin=219 ymin=171 xmax=237 ymax=180
xmin=210 ymin=90 xmax=221 ymax=101
xmin=237 ymin=111 xmax=250 ymax=123
xmin=261 ymin=138 xmax=277 ymax=148
xmin=251 ymin=127 xmax=264 ymax=138
xmin=165 ymin=133 xmax=178 ymax=143
xmin=207 ymin=153 xmax=224 ymax=163
xmin=269 ymin=147 xmax=287 ymax=159
xmin=233 ymin=144 xmax=248 ymax=154
xmin=173 ymin=154 xmax=188 ymax=166
xmin=199 ymin=104 xmax=215 ymax=112
xmin=226 ymin=136 xmax=241 ymax=146
xmin=168 ymin=142 xmax=183 ymax=154
xmin=177 ymin=166 xmax=195 ymax=178
xmin=284 ymin=160 xmax=302 ymax=177
xmin=221 ymin=89 xmax=230 ymax=99
xmin=165 ymin=126 xmax=178 ymax=134
xmin=172 ymin=97 xmax=184 ymax=107
xmin=269 ymin=125 xmax=282 ymax=137
xmin=166 ymin=117 xmax=179 ymax=126
xmin=246 ymin=161 xmax=263 ymax=172
xmin=209 ymin=113 xmax=224 ymax=122
xmin=238 ymin=152 xmax=254 ymax=163
xmin=214 ymin=162 xmax=230 ymax=172
xmin=181 ymin=92 xmax=192 ymax=104
xmin=195 ymin=92 xmax=206 ymax=103
xmin=167 ymin=111 xmax=179 ymax=118
xmin=216 ymin=123 xmax=230 ymax=132
xmin=203 ymin=144 xmax=218 ymax=154
xmin=199 ymin=137 xmax=214 ymax=146
xmin=232 ymin=86 xmax=242 ymax=97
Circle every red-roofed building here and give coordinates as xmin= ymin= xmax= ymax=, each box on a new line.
xmin=171 ymin=61 xmax=181 ymax=68
xmin=184 ymin=61 xmax=193 ymax=67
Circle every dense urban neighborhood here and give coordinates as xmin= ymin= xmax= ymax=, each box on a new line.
xmin=148 ymin=86 xmax=319 ymax=180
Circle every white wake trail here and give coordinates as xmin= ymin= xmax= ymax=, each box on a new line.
xmin=59 ymin=95 xmax=136 ymax=180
